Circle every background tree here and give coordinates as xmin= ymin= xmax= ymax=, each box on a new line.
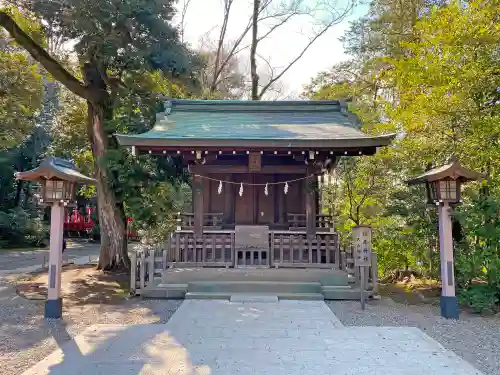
xmin=308 ymin=0 xmax=500 ymax=311
xmin=180 ymin=0 xmax=355 ymax=99
xmin=0 ymin=0 xmax=196 ymax=270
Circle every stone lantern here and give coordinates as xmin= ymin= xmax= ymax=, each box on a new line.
xmin=407 ymin=156 xmax=482 ymax=319
xmin=15 ymin=157 xmax=95 ymax=318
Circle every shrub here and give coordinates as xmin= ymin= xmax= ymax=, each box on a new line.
xmin=459 ymin=284 xmax=499 ymax=313
xmin=0 ymin=208 xmax=48 ymax=248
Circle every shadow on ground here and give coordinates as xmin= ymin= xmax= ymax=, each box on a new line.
xmin=0 ymin=264 xmax=182 ymax=375
xmin=15 ymin=265 xmax=130 ymax=305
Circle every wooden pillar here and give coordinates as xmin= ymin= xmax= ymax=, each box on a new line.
xmin=193 ymin=174 xmax=204 ymax=236
xmin=252 ymin=173 xmax=258 ymax=224
xmin=305 ymin=170 xmax=316 ymax=235
xmin=224 ymin=173 xmax=234 ymax=225
xmin=276 ymin=174 xmax=286 ymax=225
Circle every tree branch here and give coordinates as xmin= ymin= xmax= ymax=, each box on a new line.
xmin=0 ymin=11 xmax=89 ymax=99
xmin=210 ymin=0 xmax=234 ymax=92
xmin=258 ymin=2 xmax=354 ymax=98
xmin=179 ymin=0 xmax=192 ymax=44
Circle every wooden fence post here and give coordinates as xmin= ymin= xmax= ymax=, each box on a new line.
xmin=140 ymin=251 xmax=146 ymax=291
xmin=162 ymin=248 xmax=167 ymax=270
xmin=130 ymin=251 xmax=137 ymax=295
xmin=371 ymin=253 xmax=379 ymax=294
xmin=148 ymin=248 xmax=155 ymax=289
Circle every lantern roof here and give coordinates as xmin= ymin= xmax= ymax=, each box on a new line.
xmin=14 ymin=157 xmax=96 ymax=184
xmin=407 ymin=156 xmax=483 ymax=185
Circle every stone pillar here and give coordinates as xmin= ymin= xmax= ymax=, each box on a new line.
xmin=438 ymin=202 xmax=459 ymax=319
xmin=193 ymin=175 xmax=204 ymax=237
xmin=45 ymin=203 xmax=65 ymax=319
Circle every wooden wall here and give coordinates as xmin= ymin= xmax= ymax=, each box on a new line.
xmin=201 ymin=172 xmax=306 ymax=227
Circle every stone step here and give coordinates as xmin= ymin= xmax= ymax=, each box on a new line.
xmin=187 ymin=280 xmax=323 ymax=294
xmin=142 ymin=284 xmax=187 ymax=299
xmin=143 ymin=284 xmax=368 ymax=300
xmin=322 ymin=285 xmax=373 ymax=300
xmin=185 ymin=292 xmax=325 ymax=301
xmin=277 ymin=293 xmax=324 ymax=301
xmin=185 ymin=292 xmax=231 ymax=300
xmin=230 ymin=294 xmax=278 ymax=303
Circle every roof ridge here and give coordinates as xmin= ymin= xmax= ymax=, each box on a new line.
xmin=164 ymin=99 xmax=346 ymax=113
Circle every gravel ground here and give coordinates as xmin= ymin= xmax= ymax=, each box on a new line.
xmin=2 ymin=273 xmax=499 ymax=375
xmin=327 ymin=299 xmax=500 ymax=375
xmin=0 ymin=278 xmax=182 ymax=375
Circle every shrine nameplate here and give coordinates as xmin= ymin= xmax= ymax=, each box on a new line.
xmin=352 ymin=225 xmax=372 ymax=267
xmin=248 ymin=152 xmax=261 ymax=172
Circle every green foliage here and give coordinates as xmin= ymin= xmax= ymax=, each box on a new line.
xmin=454 ymin=195 xmax=500 ymax=312
xmin=308 ymin=0 xmax=500 ymax=312
xmin=0 ymin=208 xmax=48 ymax=248
xmin=107 ymin=151 xmax=190 ymax=242
xmin=459 ymin=285 xmax=499 ymax=314
xmin=0 ymin=51 xmax=43 ymax=149
xmin=30 ymin=0 xmax=197 ymax=79
xmin=0 ymin=7 xmax=46 ymax=149
xmin=49 ymin=69 xmax=191 ymax=240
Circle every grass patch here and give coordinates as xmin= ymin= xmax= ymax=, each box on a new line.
xmin=379 ymin=278 xmax=441 ymax=305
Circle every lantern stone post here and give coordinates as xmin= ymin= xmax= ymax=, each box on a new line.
xmin=15 ymin=157 xmax=95 ymax=319
xmin=407 ymin=156 xmax=482 ymax=319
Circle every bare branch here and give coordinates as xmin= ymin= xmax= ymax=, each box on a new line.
xmin=179 ymin=0 xmax=192 ymax=44
xmin=258 ymin=2 xmax=354 ymax=98
xmin=250 ymin=0 xmax=260 ymax=99
xmin=210 ymin=0 xmax=234 ymax=92
xmin=210 ymin=15 xmax=253 ymax=92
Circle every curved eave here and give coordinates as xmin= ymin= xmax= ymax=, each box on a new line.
xmin=15 ymin=167 xmax=96 ymax=184
xmin=115 ymin=133 xmax=396 ymax=149
xmin=407 ymin=171 xmax=483 ymax=185
xmin=407 ymin=163 xmax=484 ymax=185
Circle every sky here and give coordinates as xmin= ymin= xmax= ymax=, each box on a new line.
xmin=176 ymin=0 xmax=368 ymax=98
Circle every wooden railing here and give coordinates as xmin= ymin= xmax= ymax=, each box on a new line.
xmin=177 ymin=213 xmax=224 ymax=230
xmin=167 ymin=230 xmax=234 ymax=267
xmin=269 ymin=231 xmax=339 ymax=268
xmin=130 ymin=246 xmax=167 ymax=295
xmin=287 ymin=214 xmax=334 ymax=231
xmin=235 ymin=248 xmax=269 ymax=267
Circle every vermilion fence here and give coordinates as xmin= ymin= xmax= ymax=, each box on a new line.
xmin=63 ymin=206 xmax=138 ymax=239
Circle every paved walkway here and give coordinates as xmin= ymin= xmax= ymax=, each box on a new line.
xmin=0 ymin=242 xmax=100 ymax=276
xmin=21 ymin=300 xmax=483 ymax=375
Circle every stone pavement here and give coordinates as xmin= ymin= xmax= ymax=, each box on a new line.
xmin=0 ymin=242 xmax=100 ymax=276
xmin=21 ymin=300 xmax=483 ymax=375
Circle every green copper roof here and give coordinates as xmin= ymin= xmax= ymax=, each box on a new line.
xmin=116 ymin=99 xmax=395 ymax=148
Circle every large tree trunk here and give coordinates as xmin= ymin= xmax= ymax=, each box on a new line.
xmin=250 ymin=0 xmax=260 ymax=100
xmin=0 ymin=11 xmax=129 ymax=270
xmin=87 ymin=101 xmax=130 ymax=270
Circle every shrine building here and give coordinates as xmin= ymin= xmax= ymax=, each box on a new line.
xmin=116 ymin=99 xmax=394 ymax=273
